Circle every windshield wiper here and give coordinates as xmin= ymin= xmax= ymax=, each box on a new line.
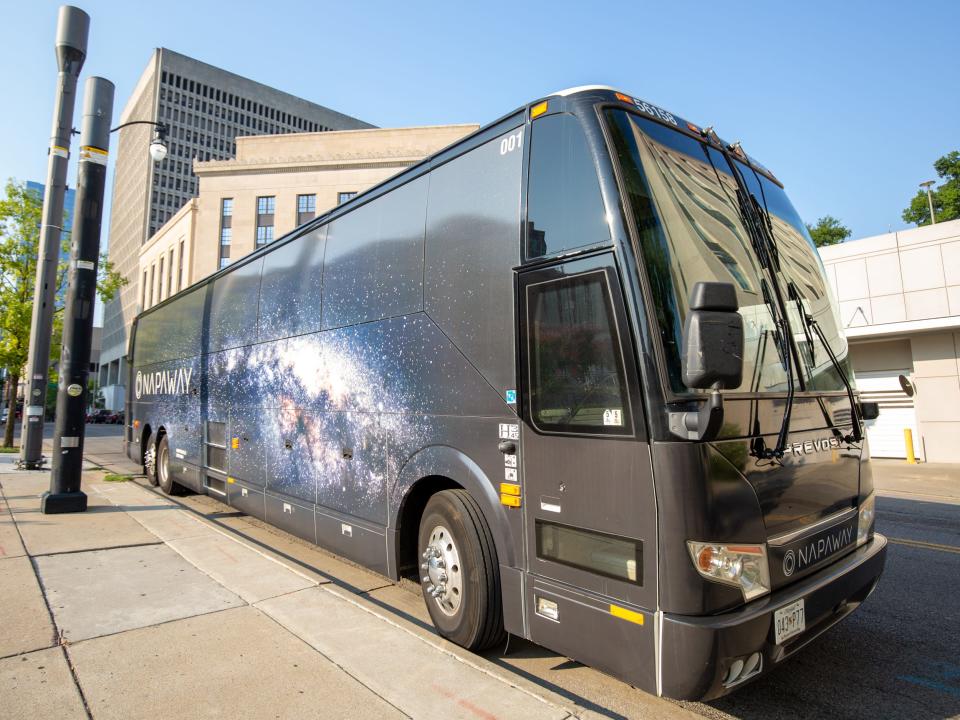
xmin=729 ymin=182 xmax=795 ymax=459
xmin=786 ymin=281 xmax=863 ymax=445
xmin=703 ymin=144 xmax=795 ymax=458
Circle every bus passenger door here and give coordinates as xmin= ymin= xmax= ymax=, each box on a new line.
xmin=518 ymin=254 xmax=657 ymax=681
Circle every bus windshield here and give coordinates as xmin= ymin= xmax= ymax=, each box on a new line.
xmin=603 ymin=108 xmax=851 ymax=395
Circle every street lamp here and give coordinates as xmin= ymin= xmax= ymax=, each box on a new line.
xmin=919 ymin=180 xmax=937 ymax=225
xmin=44 ymin=89 xmax=171 ymax=513
xmin=110 ymin=119 xmax=169 ymax=162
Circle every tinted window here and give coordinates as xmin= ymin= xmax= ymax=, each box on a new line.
xmin=322 ymin=176 xmax=427 ymax=329
xmin=425 ymin=128 xmax=523 ymax=396
xmin=736 ymin=163 xmax=853 ymax=391
xmin=604 ymin=109 xmax=793 ymax=394
xmin=528 ymin=271 xmax=631 ymax=434
xmin=208 ymin=258 xmax=263 ymax=352
xmin=258 ymin=227 xmax=326 ymax=342
xmin=133 ymin=285 xmax=207 ymax=366
xmin=527 ymin=114 xmax=609 ymax=259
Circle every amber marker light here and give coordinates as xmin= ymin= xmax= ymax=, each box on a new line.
xmin=530 ymin=101 xmax=549 ymax=119
xmin=614 ymin=92 xmax=633 ymax=103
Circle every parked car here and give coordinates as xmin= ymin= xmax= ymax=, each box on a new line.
xmin=88 ymin=409 xmax=113 ymax=424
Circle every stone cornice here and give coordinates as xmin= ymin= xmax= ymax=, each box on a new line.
xmin=195 ymin=157 xmax=419 ymax=177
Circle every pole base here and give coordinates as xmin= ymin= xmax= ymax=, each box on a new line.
xmin=40 ymin=490 xmax=87 ymax=514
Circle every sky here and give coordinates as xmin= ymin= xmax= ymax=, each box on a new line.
xmin=0 ymin=0 xmax=957 ymax=242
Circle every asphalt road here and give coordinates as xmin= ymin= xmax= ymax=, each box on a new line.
xmin=4 ymin=420 xmax=124 ymax=440
xmin=71 ymin=434 xmax=960 ymax=719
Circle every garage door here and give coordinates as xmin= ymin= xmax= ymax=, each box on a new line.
xmin=856 ymin=370 xmax=920 ymax=459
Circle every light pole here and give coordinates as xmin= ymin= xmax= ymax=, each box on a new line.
xmin=43 ymin=77 xmax=114 ymax=513
xmin=41 ymin=103 xmax=169 ymax=513
xmin=920 ymin=180 xmax=937 ymax=225
xmin=20 ymin=6 xmax=89 ymax=469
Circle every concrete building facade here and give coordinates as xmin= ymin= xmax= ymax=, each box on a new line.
xmin=819 ymin=218 xmax=960 ymax=462
xmin=99 ymin=48 xmax=372 ymax=408
xmin=137 ymin=124 xmax=477 ymax=313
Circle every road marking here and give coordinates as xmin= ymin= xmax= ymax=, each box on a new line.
xmin=888 ymin=537 xmax=960 ymax=555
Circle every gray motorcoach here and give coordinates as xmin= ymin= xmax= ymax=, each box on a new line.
xmin=126 ymin=86 xmax=886 ymax=700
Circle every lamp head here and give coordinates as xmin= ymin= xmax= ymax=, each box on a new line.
xmin=149 ymin=136 xmax=167 ymax=163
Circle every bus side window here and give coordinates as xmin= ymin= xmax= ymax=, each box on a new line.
xmin=527 ymin=270 xmax=632 ymax=435
xmin=424 ymin=128 xmax=523 ymax=396
xmin=208 ymin=257 xmax=264 ymax=352
xmin=258 ymin=227 xmax=326 ymax=342
xmin=322 ymin=177 xmax=427 ymax=330
xmin=526 ymin=114 xmax=609 ymax=260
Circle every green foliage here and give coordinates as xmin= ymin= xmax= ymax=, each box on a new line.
xmin=902 ymin=151 xmax=960 ymax=226
xmin=805 ymin=215 xmax=852 ymax=247
xmin=0 ymin=179 xmax=127 ymax=446
xmin=102 ymin=473 xmax=133 ymax=483
xmin=0 ymin=445 xmax=19 ymax=453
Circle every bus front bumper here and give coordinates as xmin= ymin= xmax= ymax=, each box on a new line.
xmin=659 ymin=533 xmax=887 ymax=701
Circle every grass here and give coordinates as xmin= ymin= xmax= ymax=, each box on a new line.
xmin=0 ymin=446 xmax=19 ymax=454
xmin=102 ymin=473 xmax=134 ymax=483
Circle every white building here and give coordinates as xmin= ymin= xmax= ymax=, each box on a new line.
xmin=819 ymin=219 xmax=960 ymax=462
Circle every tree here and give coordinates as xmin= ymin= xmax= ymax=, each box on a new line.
xmin=806 ymin=215 xmax=852 ymax=247
xmin=0 ymin=179 xmax=126 ymax=447
xmin=902 ymin=150 xmax=960 ymax=226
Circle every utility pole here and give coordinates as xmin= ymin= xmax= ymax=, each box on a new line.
xmin=919 ymin=180 xmax=937 ymax=225
xmin=20 ymin=6 xmax=89 ymax=470
xmin=43 ymin=77 xmax=114 ymax=514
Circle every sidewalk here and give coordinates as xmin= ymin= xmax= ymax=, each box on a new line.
xmin=872 ymin=458 xmax=960 ymax=504
xmin=0 ymin=450 xmax=693 ymax=720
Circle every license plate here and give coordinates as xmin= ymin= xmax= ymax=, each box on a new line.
xmin=774 ymin=599 xmax=805 ymax=645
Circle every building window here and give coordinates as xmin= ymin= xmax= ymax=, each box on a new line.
xmin=338 ymin=191 xmax=357 ymax=205
xmin=168 ymin=248 xmax=175 ymax=296
xmin=142 ymin=270 xmax=148 ymax=308
xmin=178 ymin=239 xmax=185 ymax=291
xmin=296 ymin=194 xmax=316 ymax=225
xmin=148 ymin=264 xmax=156 ymax=307
xmin=158 ymin=256 xmax=165 ymax=301
xmin=220 ymin=198 xmax=233 ymax=266
xmin=256 ymin=195 xmax=275 ymax=248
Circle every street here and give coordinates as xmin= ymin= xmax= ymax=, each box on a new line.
xmin=4 ymin=421 xmax=124 ymax=441
xmin=65 ymin=433 xmax=960 ymax=719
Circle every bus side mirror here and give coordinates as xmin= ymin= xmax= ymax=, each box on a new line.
xmin=681 ymin=282 xmax=744 ymax=391
xmin=670 ymin=282 xmax=744 ymax=442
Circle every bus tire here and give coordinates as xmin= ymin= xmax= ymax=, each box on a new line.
xmin=144 ymin=432 xmax=159 ymax=486
xmin=418 ymin=489 xmax=505 ymax=651
xmin=155 ymin=435 xmax=182 ymax=496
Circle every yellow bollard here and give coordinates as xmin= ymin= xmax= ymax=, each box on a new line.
xmin=904 ymin=429 xmax=917 ymax=464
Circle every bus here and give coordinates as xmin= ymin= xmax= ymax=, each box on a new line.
xmin=126 ymin=86 xmax=887 ymax=700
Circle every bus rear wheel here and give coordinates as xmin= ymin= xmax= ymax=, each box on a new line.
xmin=418 ymin=489 xmax=504 ymax=651
xmin=154 ymin=435 xmax=182 ymax=496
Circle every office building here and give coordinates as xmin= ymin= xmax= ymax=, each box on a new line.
xmin=819 ymin=218 xmax=960 ymax=462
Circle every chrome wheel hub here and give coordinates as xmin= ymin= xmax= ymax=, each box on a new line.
xmin=421 ymin=524 xmax=462 ymax=616
xmin=158 ymin=445 xmax=168 ymax=485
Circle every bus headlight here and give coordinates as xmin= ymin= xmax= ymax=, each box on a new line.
xmin=687 ymin=542 xmax=771 ymax=602
xmin=857 ymin=494 xmax=876 ymax=547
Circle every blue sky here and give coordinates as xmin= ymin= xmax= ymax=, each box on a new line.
xmin=1 ymin=0 xmax=957 ymax=241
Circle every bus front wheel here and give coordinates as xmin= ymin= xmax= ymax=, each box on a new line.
xmin=417 ymin=489 xmax=504 ymax=651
